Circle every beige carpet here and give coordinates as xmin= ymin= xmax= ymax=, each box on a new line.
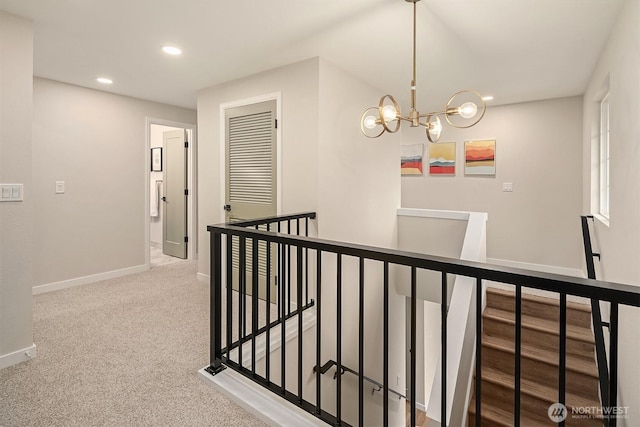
xmin=0 ymin=261 xmax=266 ymax=427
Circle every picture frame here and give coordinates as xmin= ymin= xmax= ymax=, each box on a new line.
xmin=464 ymin=140 xmax=496 ymax=176
xmin=429 ymin=141 xmax=456 ymax=176
xmin=151 ymin=147 xmax=162 ymax=172
xmin=400 ymin=144 xmax=424 ymax=176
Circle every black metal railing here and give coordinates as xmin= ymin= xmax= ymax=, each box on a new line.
xmin=581 ymin=214 xmax=614 ymax=425
xmin=206 ymin=212 xmax=640 ymax=427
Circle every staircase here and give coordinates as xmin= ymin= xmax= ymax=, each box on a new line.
xmin=468 ymin=287 xmax=603 ymax=426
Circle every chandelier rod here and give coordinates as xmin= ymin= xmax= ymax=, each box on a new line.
xmin=411 ymin=0 xmax=417 ymax=114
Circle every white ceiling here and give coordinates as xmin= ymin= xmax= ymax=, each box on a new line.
xmin=0 ymin=0 xmax=624 ymax=110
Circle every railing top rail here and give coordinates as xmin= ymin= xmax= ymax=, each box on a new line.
xmin=225 ymin=212 xmax=317 ymax=228
xmin=208 ymin=222 xmax=640 ymax=307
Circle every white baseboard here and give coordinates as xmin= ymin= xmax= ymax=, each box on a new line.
xmin=33 ymin=264 xmax=148 ymax=295
xmin=199 ymin=367 xmax=325 ymax=426
xmin=0 ymin=343 xmax=37 ymax=370
xmin=197 ymin=272 xmax=209 ymax=283
xmin=487 ymin=258 xmax=585 ymax=278
xmin=486 ymin=258 xmax=589 ymax=304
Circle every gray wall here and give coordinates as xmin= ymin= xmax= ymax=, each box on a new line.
xmin=0 ymin=12 xmax=34 ymax=364
xmin=32 ymin=78 xmax=196 ymax=286
xmin=582 ymin=0 xmax=640 ymax=421
xmin=401 ymin=96 xmax=584 ymax=271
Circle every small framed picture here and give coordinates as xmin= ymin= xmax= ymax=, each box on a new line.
xmin=151 ymin=147 xmax=162 ymax=172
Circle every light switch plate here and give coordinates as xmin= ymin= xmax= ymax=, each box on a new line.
xmin=0 ymin=184 xmax=23 ymax=202
xmin=55 ymin=181 xmax=65 ymax=194
xmin=502 ymin=182 xmax=513 ymax=192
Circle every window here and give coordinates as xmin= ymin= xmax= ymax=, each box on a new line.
xmin=599 ymin=93 xmax=610 ymax=219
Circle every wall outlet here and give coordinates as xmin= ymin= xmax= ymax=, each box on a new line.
xmin=55 ymin=181 xmax=65 ymax=194
xmin=502 ymin=182 xmax=513 ymax=192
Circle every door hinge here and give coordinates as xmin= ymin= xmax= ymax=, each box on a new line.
xmin=184 ymin=236 xmax=188 ymax=243
xmin=184 ymin=189 xmax=189 ymax=196
xmin=184 ymin=141 xmax=189 ymax=148
xmin=275 ymin=119 xmax=278 ymax=129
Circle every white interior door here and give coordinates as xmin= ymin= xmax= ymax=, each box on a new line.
xmin=163 ymin=129 xmax=187 ymax=259
xmin=225 ymin=100 xmax=277 ymax=300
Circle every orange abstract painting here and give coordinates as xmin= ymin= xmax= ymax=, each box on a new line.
xmin=464 ymin=140 xmax=495 ymax=176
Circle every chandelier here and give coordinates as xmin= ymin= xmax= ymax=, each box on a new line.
xmin=360 ymin=0 xmax=486 ymax=143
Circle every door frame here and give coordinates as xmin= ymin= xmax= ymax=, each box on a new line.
xmin=145 ymin=117 xmax=197 ymax=267
xmin=219 ymin=92 xmax=282 ymax=224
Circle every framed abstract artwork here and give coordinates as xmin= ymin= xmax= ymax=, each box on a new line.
xmin=400 ymin=144 xmax=423 ymax=175
xmin=429 ymin=142 xmax=456 ymax=176
xmin=464 ymin=140 xmax=496 ymax=176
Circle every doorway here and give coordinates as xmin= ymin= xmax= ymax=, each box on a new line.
xmin=146 ymin=119 xmax=197 ymax=267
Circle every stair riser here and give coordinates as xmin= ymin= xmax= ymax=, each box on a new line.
xmin=482 ymin=346 xmax=600 ymax=401
xmin=486 ymin=291 xmax=592 ymax=328
xmin=467 ymin=412 xmax=509 ymax=427
xmin=484 ymin=317 xmax=595 ymax=360
xmin=478 ymin=380 xmax=603 ymax=426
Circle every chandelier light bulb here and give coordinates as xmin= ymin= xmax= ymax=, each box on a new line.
xmin=382 ymin=105 xmax=397 ymax=121
xmin=431 ymin=120 xmax=442 ymax=136
xmin=458 ymin=102 xmax=478 ymax=119
xmin=364 ymin=115 xmax=378 ymax=129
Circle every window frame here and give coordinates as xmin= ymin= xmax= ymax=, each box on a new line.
xmin=599 ymin=92 xmax=610 ymax=220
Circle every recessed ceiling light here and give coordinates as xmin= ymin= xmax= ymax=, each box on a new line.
xmin=96 ymin=77 xmax=113 ymax=85
xmin=162 ymin=46 xmax=182 ymax=56
xmin=482 ymin=95 xmax=494 ymax=101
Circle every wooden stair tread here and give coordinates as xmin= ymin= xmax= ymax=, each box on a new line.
xmin=480 ymin=367 xmax=601 ymax=409
xmin=486 ymin=287 xmax=591 ymax=313
xmin=482 ymin=334 xmax=598 ymax=378
xmin=484 ymin=307 xmax=595 ymax=344
xmin=468 ymin=396 xmax=549 ymax=427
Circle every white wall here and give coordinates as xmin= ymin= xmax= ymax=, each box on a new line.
xmin=316 ymin=58 xmax=403 ymax=426
xmin=196 ymin=58 xmax=320 ymax=278
xmin=0 ymin=11 xmax=35 ymax=368
xmin=582 ymin=0 xmax=640 ymax=422
xmin=149 ymin=124 xmax=182 ymax=245
xmin=32 ymin=78 xmax=196 ymax=287
xmin=401 ymin=96 xmax=584 ymax=271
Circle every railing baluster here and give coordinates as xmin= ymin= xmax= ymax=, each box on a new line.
xmin=441 ymin=272 xmax=447 ymax=427
xmin=316 ymin=250 xmax=322 ymax=416
xmin=610 ymin=302 xmax=619 ymax=427
xmin=336 ymin=253 xmax=342 ymax=425
xmin=305 ymin=217 xmax=309 ymax=306
xmin=281 ymin=234 xmax=286 ymax=395
xmin=359 ymin=257 xmax=365 ymax=427
xmin=383 ymin=261 xmax=389 ymax=427
xmin=239 ymin=236 xmax=246 ymax=369
xmin=297 ymin=246 xmax=303 ymax=403
xmin=277 ymin=222 xmax=281 ymax=318
xmin=411 ymin=267 xmax=417 ymax=427
xmin=287 ymin=220 xmax=291 ymax=316
xmin=514 ymin=285 xmax=522 ymax=427
xmin=252 ymin=237 xmax=259 ymax=377
xmin=210 ymin=231 xmax=223 ymax=371
xmin=266 ymin=225 xmax=271 ymax=382
xmin=560 ymin=292 xmax=567 ymax=426
xmin=226 ymin=235 xmax=233 ymax=364
xmin=475 ymin=277 xmax=482 ymax=427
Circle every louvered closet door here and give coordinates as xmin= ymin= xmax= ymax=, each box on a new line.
xmin=225 ymin=100 xmax=277 ymax=302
